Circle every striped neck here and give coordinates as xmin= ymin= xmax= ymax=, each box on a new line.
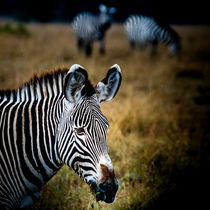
xmin=0 ymin=69 xmax=70 ymax=182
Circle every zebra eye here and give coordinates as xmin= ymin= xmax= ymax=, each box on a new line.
xmin=75 ymin=127 xmax=85 ymax=136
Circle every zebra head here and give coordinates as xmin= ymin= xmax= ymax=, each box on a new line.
xmin=168 ymin=30 xmax=181 ymax=55
xmin=168 ymin=40 xmax=181 ymax=55
xmin=98 ymin=4 xmax=116 ymax=32
xmin=56 ymin=64 xmax=121 ymax=203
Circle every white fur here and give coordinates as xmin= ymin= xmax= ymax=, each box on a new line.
xmin=68 ymin=64 xmax=85 ymax=73
xmin=111 ymin=64 xmax=121 ymax=73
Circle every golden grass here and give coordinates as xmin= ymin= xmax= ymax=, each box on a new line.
xmin=0 ymin=22 xmax=209 ymax=209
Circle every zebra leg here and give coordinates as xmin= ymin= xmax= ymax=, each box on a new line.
xmin=85 ymin=43 xmax=92 ymax=56
xmin=99 ymin=38 xmax=105 ymax=54
xmin=129 ymin=40 xmax=135 ymax=50
xmin=77 ymin=38 xmax=84 ymax=52
xmin=151 ymin=40 xmax=158 ymax=56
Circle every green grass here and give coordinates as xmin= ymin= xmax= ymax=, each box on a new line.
xmin=0 ymin=22 xmax=209 ymax=209
xmin=0 ymin=22 xmax=31 ymax=36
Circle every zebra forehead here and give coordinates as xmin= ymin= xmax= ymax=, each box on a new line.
xmin=72 ymin=96 xmax=109 ymax=125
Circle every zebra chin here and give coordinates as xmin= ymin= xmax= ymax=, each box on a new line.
xmin=88 ymin=179 xmax=118 ymax=203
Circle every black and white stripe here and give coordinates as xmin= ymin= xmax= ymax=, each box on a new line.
xmin=0 ymin=64 xmax=121 ymax=209
xmin=124 ymin=14 xmax=181 ymax=55
xmin=72 ymin=4 xmax=116 ymax=56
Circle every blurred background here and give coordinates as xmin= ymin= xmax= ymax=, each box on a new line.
xmin=0 ymin=0 xmax=209 ymax=24
xmin=0 ymin=0 xmax=209 ymax=210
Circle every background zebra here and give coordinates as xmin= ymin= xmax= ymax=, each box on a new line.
xmin=72 ymin=4 xmax=116 ymax=56
xmin=124 ymin=14 xmax=181 ymax=56
xmin=0 ymin=64 xmax=121 ymax=209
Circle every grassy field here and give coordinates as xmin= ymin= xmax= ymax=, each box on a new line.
xmin=0 ymin=22 xmax=209 ymax=209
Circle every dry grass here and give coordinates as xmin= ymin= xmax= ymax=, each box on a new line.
xmin=0 ymin=22 xmax=209 ymax=210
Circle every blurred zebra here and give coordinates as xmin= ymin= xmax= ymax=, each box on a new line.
xmin=0 ymin=64 xmax=121 ymax=209
xmin=72 ymin=4 xmax=116 ymax=56
xmin=124 ymin=14 xmax=181 ymax=56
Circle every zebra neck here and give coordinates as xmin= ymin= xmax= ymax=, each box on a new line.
xmin=0 ymin=71 xmax=67 ymax=178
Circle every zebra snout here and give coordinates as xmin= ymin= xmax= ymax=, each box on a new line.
xmin=96 ymin=180 xmax=118 ymax=203
xmin=88 ymin=179 xmax=118 ymax=203
xmin=95 ymin=163 xmax=118 ymax=202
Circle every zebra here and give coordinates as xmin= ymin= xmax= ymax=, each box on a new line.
xmin=72 ymin=4 xmax=116 ymax=56
xmin=0 ymin=64 xmax=121 ymax=209
xmin=124 ymin=14 xmax=181 ymax=56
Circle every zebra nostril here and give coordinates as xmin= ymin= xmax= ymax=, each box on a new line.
xmin=98 ymin=182 xmax=105 ymax=191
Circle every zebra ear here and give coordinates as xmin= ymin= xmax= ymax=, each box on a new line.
xmin=99 ymin=4 xmax=107 ymax=13
xmin=96 ymin=64 xmax=121 ymax=103
xmin=64 ymin=64 xmax=88 ymax=104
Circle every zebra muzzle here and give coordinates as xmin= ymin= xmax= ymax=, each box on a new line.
xmin=96 ymin=181 xmax=118 ymax=203
xmin=88 ymin=164 xmax=118 ymax=203
xmin=88 ymin=179 xmax=118 ymax=203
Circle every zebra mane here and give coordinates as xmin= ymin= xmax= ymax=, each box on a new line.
xmin=0 ymin=67 xmax=96 ymax=102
